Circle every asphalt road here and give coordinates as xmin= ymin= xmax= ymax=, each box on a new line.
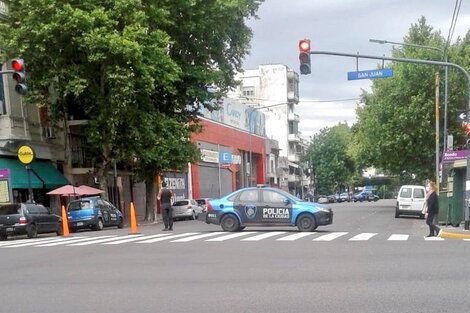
xmin=2 ymin=199 xmax=470 ymax=313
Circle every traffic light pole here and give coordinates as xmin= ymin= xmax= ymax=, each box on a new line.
xmin=309 ymin=50 xmax=470 ymax=230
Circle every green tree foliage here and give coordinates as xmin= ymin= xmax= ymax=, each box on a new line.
xmin=306 ymin=123 xmax=355 ymax=195
xmin=352 ymin=17 xmax=470 ymax=182
xmin=0 ymin=0 xmax=263 ymax=220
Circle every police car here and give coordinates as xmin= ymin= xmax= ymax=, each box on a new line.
xmin=205 ymin=186 xmax=333 ymax=232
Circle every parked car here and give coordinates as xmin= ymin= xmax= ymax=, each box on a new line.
xmin=317 ymin=195 xmax=329 ymax=204
xmin=172 ymin=199 xmax=204 ymax=220
xmin=0 ymin=203 xmax=62 ymax=240
xmin=204 ymin=186 xmax=333 ymax=232
xmin=195 ymin=198 xmax=212 ymax=212
xmin=395 ymin=185 xmax=426 ymax=218
xmin=67 ymin=197 xmax=123 ymax=232
xmin=339 ymin=193 xmax=350 ymax=202
xmin=353 ymin=191 xmax=379 ymax=202
xmin=327 ymin=195 xmax=336 ymax=203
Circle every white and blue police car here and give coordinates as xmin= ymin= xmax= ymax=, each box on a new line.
xmin=204 ymin=186 xmax=333 ymax=232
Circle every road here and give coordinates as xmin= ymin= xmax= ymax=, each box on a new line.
xmin=1 ymin=199 xmax=470 ymax=313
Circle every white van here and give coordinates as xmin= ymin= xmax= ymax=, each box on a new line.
xmin=395 ymin=185 xmax=426 ymax=218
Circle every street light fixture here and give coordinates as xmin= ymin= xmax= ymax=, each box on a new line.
xmin=370 ymin=38 xmax=449 ymax=189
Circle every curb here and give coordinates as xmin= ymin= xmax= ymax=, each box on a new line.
xmin=439 ymin=230 xmax=470 ymax=240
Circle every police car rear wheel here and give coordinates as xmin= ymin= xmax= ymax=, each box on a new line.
xmin=220 ymin=214 xmax=240 ymax=232
xmin=297 ymin=214 xmax=317 ymax=232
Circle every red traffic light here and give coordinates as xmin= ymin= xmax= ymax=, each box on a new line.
xmin=11 ymin=59 xmax=24 ymax=72
xmin=299 ymin=39 xmax=311 ymax=52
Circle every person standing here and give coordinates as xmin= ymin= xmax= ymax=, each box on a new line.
xmin=424 ymin=181 xmax=441 ymax=237
xmin=157 ymin=181 xmax=174 ymax=231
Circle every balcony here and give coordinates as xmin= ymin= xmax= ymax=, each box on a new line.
xmin=288 ymin=113 xmax=300 ymax=122
xmin=288 ymin=153 xmax=300 ymax=163
xmin=288 ymin=133 xmax=301 ymax=142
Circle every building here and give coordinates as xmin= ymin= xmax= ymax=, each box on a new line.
xmin=228 ymin=64 xmax=309 ymax=195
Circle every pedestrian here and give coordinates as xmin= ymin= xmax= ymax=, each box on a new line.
xmin=423 ymin=181 xmax=441 ymax=238
xmin=157 ymin=181 xmax=174 ymax=231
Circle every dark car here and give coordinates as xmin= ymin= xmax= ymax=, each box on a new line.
xmin=353 ymin=191 xmax=379 ymax=202
xmin=204 ymin=186 xmax=333 ymax=232
xmin=0 ymin=203 xmax=62 ymax=240
xmin=67 ymin=197 xmax=123 ymax=232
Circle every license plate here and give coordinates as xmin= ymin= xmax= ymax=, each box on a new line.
xmin=6 ymin=227 xmax=13 ymax=232
xmin=77 ymin=222 xmax=83 ymax=226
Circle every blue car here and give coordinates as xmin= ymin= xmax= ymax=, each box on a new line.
xmin=205 ymin=186 xmax=333 ymax=232
xmin=67 ymin=197 xmax=124 ymax=232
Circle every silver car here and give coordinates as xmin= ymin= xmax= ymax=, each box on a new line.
xmin=172 ymin=199 xmax=204 ymax=220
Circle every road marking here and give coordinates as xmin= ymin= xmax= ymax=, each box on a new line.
xmin=138 ymin=232 xmax=200 ymax=243
xmin=424 ymin=236 xmax=444 ymax=241
xmin=36 ymin=236 xmax=115 ymax=247
xmin=313 ymin=232 xmax=348 ymax=241
xmin=276 ymin=232 xmax=316 ymax=241
xmin=171 ymin=232 xmax=225 ymax=242
xmin=2 ymin=236 xmax=87 ymax=248
xmin=0 ymin=238 xmax=40 ymax=246
xmin=206 ymin=232 xmax=258 ymax=241
xmin=103 ymin=234 xmax=170 ymax=245
xmin=241 ymin=231 xmax=287 ymax=241
xmin=388 ymin=234 xmax=409 ymax=241
xmin=68 ymin=235 xmax=142 ymax=246
xmin=349 ymin=233 xmax=378 ymax=241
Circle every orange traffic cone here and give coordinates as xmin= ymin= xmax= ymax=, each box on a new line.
xmin=61 ymin=205 xmax=70 ymax=237
xmin=129 ymin=202 xmax=139 ymax=235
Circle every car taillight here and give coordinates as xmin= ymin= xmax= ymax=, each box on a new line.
xmin=19 ymin=216 xmax=27 ymax=224
xmin=207 ymin=202 xmax=213 ymax=211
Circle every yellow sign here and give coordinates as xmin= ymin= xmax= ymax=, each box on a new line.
xmin=18 ymin=145 xmax=34 ymax=165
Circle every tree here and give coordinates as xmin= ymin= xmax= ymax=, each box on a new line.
xmin=306 ymin=123 xmax=355 ymax=195
xmin=352 ymin=17 xmax=470 ymax=182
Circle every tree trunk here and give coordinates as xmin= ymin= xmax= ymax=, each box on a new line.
xmin=145 ymin=174 xmax=156 ymax=222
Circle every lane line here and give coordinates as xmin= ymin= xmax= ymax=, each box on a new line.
xmin=388 ymin=234 xmax=409 ymax=241
xmin=205 ymin=232 xmax=258 ymax=242
xmin=313 ymin=232 xmax=348 ymax=241
xmin=102 ymin=234 xmax=170 ymax=245
xmin=171 ymin=232 xmax=225 ymax=242
xmin=241 ymin=231 xmax=287 ymax=241
xmin=276 ymin=232 xmax=316 ymax=241
xmin=138 ymin=232 xmax=200 ymax=243
xmin=349 ymin=233 xmax=378 ymax=241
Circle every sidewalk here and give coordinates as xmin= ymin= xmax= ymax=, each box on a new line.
xmin=438 ymin=224 xmax=470 ymax=239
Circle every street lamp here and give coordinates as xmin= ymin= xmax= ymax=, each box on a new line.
xmin=370 ymin=38 xmax=449 ymax=187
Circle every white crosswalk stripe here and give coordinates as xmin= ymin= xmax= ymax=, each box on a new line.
xmin=68 ymin=235 xmax=140 ymax=246
xmin=2 ymin=236 xmax=87 ymax=248
xmin=349 ymin=233 xmax=378 ymax=241
xmin=36 ymin=236 xmax=115 ymax=247
xmin=103 ymin=234 xmax=170 ymax=245
xmin=388 ymin=234 xmax=409 ymax=241
xmin=138 ymin=232 xmax=200 ymax=243
xmin=206 ymin=232 xmax=258 ymax=241
xmin=313 ymin=232 xmax=348 ymax=241
xmin=241 ymin=231 xmax=286 ymax=241
xmin=276 ymin=232 xmax=315 ymax=241
xmin=171 ymin=232 xmax=225 ymax=242
xmin=424 ymin=236 xmax=445 ymax=241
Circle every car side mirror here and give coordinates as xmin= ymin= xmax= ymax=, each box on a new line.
xmin=284 ymin=199 xmax=290 ymax=205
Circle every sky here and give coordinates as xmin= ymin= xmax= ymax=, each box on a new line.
xmin=242 ymin=0 xmax=470 ymax=139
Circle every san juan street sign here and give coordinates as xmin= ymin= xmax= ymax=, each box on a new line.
xmin=347 ymin=68 xmax=393 ymax=80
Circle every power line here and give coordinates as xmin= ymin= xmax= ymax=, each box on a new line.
xmin=444 ymin=0 xmax=463 ymax=56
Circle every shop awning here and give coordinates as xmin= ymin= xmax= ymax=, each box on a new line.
xmin=0 ymin=158 xmax=69 ymax=189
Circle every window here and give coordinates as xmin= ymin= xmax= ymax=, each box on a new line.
xmin=0 ymin=204 xmax=21 ymax=215
xmin=399 ymin=188 xmax=412 ymax=198
xmin=174 ymin=200 xmax=189 ymax=206
xmin=68 ymin=200 xmax=92 ymax=211
xmin=242 ymin=87 xmax=255 ymax=97
xmin=36 ymin=205 xmax=49 ymax=214
xmin=238 ymin=190 xmax=259 ymax=202
xmin=262 ymin=190 xmax=287 ymax=203
xmin=413 ymin=188 xmax=425 ymax=199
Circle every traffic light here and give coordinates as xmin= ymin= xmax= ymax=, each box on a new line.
xmin=299 ymin=39 xmax=311 ymax=75
xmin=11 ymin=58 xmax=27 ymax=95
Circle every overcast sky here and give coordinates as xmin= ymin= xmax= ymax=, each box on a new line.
xmin=242 ymin=0 xmax=470 ymax=139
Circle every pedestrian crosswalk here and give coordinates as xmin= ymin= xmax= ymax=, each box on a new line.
xmin=0 ymin=231 xmax=458 ymax=248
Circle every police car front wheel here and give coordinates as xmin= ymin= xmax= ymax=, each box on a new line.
xmin=220 ymin=214 xmax=240 ymax=232
xmin=297 ymin=214 xmax=317 ymax=232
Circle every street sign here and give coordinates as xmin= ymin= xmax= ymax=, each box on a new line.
xmin=347 ymin=68 xmax=393 ymax=80
xmin=458 ymin=112 xmax=467 ymax=121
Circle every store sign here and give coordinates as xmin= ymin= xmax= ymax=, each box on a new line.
xmin=219 ymin=151 xmax=232 ymax=164
xmin=0 ymin=168 xmax=12 ymax=204
xmin=200 ymin=149 xmax=219 ymax=163
xmin=442 ymin=150 xmax=467 ymax=163
xmin=17 ymin=145 xmax=35 ymax=165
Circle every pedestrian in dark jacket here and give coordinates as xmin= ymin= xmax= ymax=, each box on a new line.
xmin=424 ymin=181 xmax=441 ymax=237
xmin=157 ymin=181 xmax=174 ymax=231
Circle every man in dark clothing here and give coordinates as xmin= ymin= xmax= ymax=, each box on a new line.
xmin=157 ymin=181 xmax=174 ymax=231
xmin=425 ymin=181 xmax=441 ymax=237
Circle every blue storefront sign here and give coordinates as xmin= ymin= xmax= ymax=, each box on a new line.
xmin=347 ymin=68 xmax=393 ymax=80
xmin=219 ymin=151 xmax=233 ymax=164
